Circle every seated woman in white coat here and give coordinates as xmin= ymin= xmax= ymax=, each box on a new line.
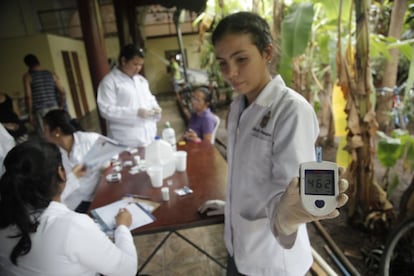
xmin=43 ymin=109 xmax=103 ymax=213
xmin=97 ymin=44 xmax=162 ymax=148
xmin=0 ymin=140 xmax=137 ymax=276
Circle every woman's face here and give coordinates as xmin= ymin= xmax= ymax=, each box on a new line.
xmin=214 ymin=33 xmax=272 ymax=103
xmin=43 ymin=123 xmax=58 ymax=144
xmin=120 ymin=56 xmax=144 ymax=77
xmin=191 ymin=90 xmax=208 ymax=113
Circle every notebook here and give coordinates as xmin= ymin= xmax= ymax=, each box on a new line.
xmin=91 ymin=198 xmax=155 ymax=232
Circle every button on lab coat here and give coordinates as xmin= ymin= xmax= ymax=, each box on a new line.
xmin=225 ymin=76 xmax=319 ymax=275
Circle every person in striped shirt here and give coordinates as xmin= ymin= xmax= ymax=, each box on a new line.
xmin=23 ymin=54 xmax=66 ymax=134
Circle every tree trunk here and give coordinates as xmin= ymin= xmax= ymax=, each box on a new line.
xmin=376 ymin=0 xmax=408 ymax=132
xmin=337 ymin=0 xmax=394 ymax=226
xmin=323 ymin=69 xmax=336 ymax=146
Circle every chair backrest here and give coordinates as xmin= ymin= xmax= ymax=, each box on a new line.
xmin=211 ymin=114 xmax=220 ymax=144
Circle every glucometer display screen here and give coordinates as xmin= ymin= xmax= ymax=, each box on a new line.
xmin=304 ymin=169 xmax=335 ymax=195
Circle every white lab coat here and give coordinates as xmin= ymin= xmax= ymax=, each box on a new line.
xmin=0 ymin=201 xmax=137 ymax=276
xmin=60 ymin=131 xmax=102 ymax=210
xmin=225 ymin=75 xmax=319 ymax=275
xmin=97 ymin=68 xmax=161 ymax=147
xmin=0 ymin=124 xmax=15 ymax=177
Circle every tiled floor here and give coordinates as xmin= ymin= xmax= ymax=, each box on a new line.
xmin=79 ymin=94 xmax=229 ymax=275
xmin=135 ymin=225 xmax=227 ymax=275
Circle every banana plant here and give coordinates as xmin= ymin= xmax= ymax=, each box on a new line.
xmin=377 ymin=129 xmax=414 ymax=198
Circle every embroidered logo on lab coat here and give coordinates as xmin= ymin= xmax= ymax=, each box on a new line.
xmin=251 ymin=110 xmax=272 ymax=141
xmin=260 ymin=111 xmax=271 ymax=128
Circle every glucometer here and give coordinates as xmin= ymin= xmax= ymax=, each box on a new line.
xmin=300 ymin=148 xmax=339 ymax=216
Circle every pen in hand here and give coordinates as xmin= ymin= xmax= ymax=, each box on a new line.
xmin=124 ymin=193 xmax=150 ymax=199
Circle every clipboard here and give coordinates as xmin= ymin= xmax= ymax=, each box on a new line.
xmin=91 ymin=198 xmax=156 ymax=232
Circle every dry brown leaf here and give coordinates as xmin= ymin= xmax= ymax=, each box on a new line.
xmin=351 ymin=135 xmax=364 ymax=148
xmin=348 ymin=104 xmax=361 ymax=134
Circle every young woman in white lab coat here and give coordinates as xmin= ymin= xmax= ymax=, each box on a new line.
xmin=43 ymin=109 xmax=102 ymax=213
xmin=97 ymin=44 xmax=162 ymax=148
xmin=198 ymin=12 xmax=349 ymax=276
xmin=0 ymin=140 xmax=137 ymax=276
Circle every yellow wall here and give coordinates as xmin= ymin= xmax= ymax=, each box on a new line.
xmin=47 ymin=34 xmax=96 ymax=115
xmin=105 ymin=34 xmax=202 ymax=94
xmin=0 ymin=34 xmax=95 ymax=118
xmin=1 ymin=35 xmax=50 ymax=98
xmin=0 ymin=33 xmax=203 ymax=119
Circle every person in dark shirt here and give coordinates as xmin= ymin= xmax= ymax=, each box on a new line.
xmin=22 ymin=54 xmax=66 ymax=134
xmin=0 ymin=92 xmax=28 ymax=143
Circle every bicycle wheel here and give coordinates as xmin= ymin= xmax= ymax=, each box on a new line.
xmin=379 ymin=216 xmax=414 ymax=276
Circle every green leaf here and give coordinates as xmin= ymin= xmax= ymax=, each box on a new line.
xmin=317 ymin=33 xmax=330 ymax=64
xmin=315 ymin=0 xmax=352 ymax=23
xmin=281 ymin=3 xmax=314 ymax=58
xmin=377 ymin=131 xmax=403 ymax=168
xmin=387 ymin=39 xmax=414 ymax=61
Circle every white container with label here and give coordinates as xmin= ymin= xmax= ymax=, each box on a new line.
xmin=162 ymin=121 xmax=177 ymax=151
xmin=145 ymin=136 xmax=175 ymax=179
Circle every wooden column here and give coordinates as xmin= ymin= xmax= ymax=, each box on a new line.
xmin=77 ymin=0 xmax=109 ymax=135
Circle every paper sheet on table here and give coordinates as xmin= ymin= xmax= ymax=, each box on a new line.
xmin=122 ymin=196 xmax=160 ymax=213
xmin=82 ymin=136 xmax=128 ymax=167
xmin=91 ymin=198 xmax=155 ymax=231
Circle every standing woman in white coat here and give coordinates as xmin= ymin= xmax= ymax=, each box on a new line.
xmin=198 ymin=12 xmax=349 ymax=276
xmin=97 ymin=44 xmax=162 ymax=148
xmin=43 ymin=109 xmax=102 ymax=213
xmin=0 ymin=140 xmax=137 ymax=276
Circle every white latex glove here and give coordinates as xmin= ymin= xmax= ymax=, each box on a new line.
xmin=274 ymin=170 xmax=349 ymax=236
xmin=152 ymin=107 xmax=162 ymax=115
xmin=198 ymin=200 xmax=225 ymax=216
xmin=137 ymin=108 xmax=155 ymax=119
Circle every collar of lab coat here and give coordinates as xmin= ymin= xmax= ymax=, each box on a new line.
xmin=254 ymin=75 xmax=287 ymax=107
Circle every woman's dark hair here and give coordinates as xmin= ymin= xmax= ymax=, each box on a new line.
xmin=118 ymin=44 xmax=145 ymax=64
xmin=0 ymin=140 xmax=63 ymax=265
xmin=211 ymin=12 xmax=273 ymax=54
xmin=23 ymin=54 xmax=40 ymax=68
xmin=43 ymin=109 xmax=83 ymax=134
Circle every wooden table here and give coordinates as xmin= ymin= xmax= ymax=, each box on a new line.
xmin=89 ymin=140 xmax=227 ymax=235
xmin=90 ymin=140 xmax=228 ymax=273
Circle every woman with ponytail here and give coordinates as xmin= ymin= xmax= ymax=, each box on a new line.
xmin=0 ymin=140 xmax=137 ymax=275
xmin=42 ymin=109 xmax=103 ymax=213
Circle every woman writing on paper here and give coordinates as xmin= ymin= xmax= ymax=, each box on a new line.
xmin=0 ymin=140 xmax=137 ymax=276
xmin=43 ymin=109 xmax=102 ymax=213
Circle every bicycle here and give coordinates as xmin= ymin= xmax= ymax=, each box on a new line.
xmin=391 ymin=84 xmax=409 ymax=129
xmin=176 ymin=82 xmax=193 ymax=113
xmin=379 ymin=176 xmax=414 ymax=276
xmin=376 ymin=84 xmax=409 ymax=130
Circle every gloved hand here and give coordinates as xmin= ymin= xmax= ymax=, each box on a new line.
xmin=152 ymin=107 xmax=162 ymax=115
xmin=137 ymin=108 xmax=155 ymax=119
xmin=198 ymin=200 xmax=226 ymax=216
xmin=273 ymin=168 xmax=349 ymax=236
